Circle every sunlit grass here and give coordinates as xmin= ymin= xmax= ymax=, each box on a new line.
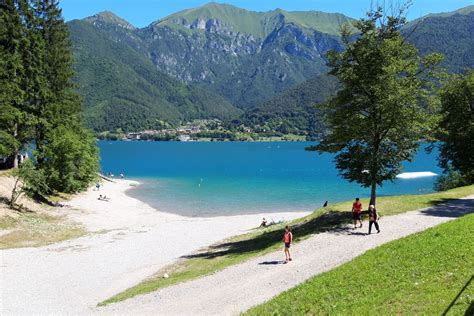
xmin=99 ymin=185 xmax=473 ymax=306
xmin=246 ymin=213 xmax=474 ymax=315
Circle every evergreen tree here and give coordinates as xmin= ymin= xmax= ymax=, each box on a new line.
xmin=31 ymin=0 xmax=99 ymax=193
xmin=437 ymin=70 xmax=474 ymax=185
xmin=0 ymin=0 xmax=24 ymax=164
xmin=1 ymin=0 xmax=99 ymax=195
xmin=308 ymin=6 xmax=443 ymax=205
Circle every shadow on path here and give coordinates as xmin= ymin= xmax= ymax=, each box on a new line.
xmin=258 ymin=260 xmax=285 ymax=265
xmin=420 ymin=198 xmax=474 ymax=218
xmin=181 ymin=197 xmax=473 ymax=261
xmin=182 ymin=210 xmax=349 ymax=260
xmin=327 ymin=226 xmax=367 ymax=236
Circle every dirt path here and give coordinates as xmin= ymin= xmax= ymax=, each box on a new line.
xmin=99 ymin=196 xmax=474 ymax=316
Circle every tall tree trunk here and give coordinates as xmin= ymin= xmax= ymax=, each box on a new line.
xmin=369 ymin=181 xmax=377 ymax=206
xmin=13 ymin=151 xmax=18 ymax=168
xmin=13 ymin=124 xmax=18 ymax=168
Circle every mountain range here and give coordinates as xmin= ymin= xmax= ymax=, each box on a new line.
xmin=68 ymin=3 xmax=474 ymax=133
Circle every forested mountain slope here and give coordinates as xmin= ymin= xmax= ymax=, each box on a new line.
xmin=68 ymin=4 xmax=474 ymax=133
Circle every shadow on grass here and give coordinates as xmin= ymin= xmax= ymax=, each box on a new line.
xmin=420 ymin=198 xmax=474 ymax=218
xmin=465 ymin=302 xmax=474 ymax=316
xmin=182 ymin=210 xmax=351 ymax=260
xmin=442 ymin=275 xmax=473 ymax=316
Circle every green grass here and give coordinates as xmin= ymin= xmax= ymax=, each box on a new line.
xmin=246 ymin=213 xmax=474 ymax=315
xmin=99 ymin=185 xmax=474 ymax=306
xmin=0 ymin=212 xmax=86 ymax=249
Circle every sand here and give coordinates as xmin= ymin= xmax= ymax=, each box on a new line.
xmin=0 ymin=179 xmax=309 ymax=315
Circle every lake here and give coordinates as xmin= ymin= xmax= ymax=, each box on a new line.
xmin=99 ymin=141 xmax=442 ymax=217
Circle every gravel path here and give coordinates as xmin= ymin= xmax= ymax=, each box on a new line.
xmin=99 ymin=195 xmax=474 ymax=316
xmin=0 ymin=180 xmax=307 ymax=315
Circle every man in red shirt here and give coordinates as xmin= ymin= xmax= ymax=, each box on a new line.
xmin=352 ymin=197 xmax=363 ymax=229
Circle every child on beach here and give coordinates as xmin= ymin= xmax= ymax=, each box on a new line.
xmin=352 ymin=197 xmax=363 ymax=229
xmin=283 ymin=226 xmax=293 ymax=263
xmin=368 ymin=205 xmax=380 ymax=234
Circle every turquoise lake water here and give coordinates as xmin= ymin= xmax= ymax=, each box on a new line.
xmin=98 ymin=141 xmax=442 ymax=217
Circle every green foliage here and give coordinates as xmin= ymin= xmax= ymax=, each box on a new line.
xmin=437 ymin=71 xmax=474 ymax=184
xmin=10 ymin=159 xmax=48 ymax=206
xmin=435 ymin=166 xmax=469 ymax=191
xmin=405 ymin=11 xmax=474 ymax=73
xmin=311 ymin=6 xmax=443 ymax=204
xmin=241 ymin=74 xmax=338 ymax=137
xmin=0 ymin=0 xmax=32 ymax=160
xmin=1 ymin=0 xmax=99 ymax=197
xmin=41 ymin=126 xmax=99 ymax=193
xmin=247 ymin=213 xmax=474 ymax=315
xmin=68 ymin=19 xmax=241 ymax=133
xmin=66 ymin=4 xmax=474 ymax=135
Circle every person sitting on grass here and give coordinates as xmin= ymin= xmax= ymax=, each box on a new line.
xmin=368 ymin=205 xmax=381 ymax=234
xmin=352 ymin=197 xmax=363 ymax=229
xmin=260 ymin=218 xmax=267 ymax=227
xmin=283 ymin=225 xmax=293 ymax=263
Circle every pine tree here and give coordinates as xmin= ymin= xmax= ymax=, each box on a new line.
xmin=30 ymin=0 xmax=99 ymax=193
xmin=0 ymin=0 xmax=33 ymax=166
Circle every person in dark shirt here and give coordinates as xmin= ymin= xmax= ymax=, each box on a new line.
xmin=368 ymin=204 xmax=380 ymax=234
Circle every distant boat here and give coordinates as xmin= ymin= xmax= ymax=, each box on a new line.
xmin=396 ymin=172 xmax=438 ymax=179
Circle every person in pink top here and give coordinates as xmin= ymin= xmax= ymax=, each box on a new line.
xmin=283 ymin=225 xmax=293 ymax=263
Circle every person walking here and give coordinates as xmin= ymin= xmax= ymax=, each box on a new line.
xmin=368 ymin=205 xmax=380 ymax=234
xmin=352 ymin=197 xmax=363 ymax=229
xmin=283 ymin=226 xmax=293 ymax=263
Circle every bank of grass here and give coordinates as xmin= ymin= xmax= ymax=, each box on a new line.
xmin=246 ymin=213 xmax=474 ymax=315
xmin=99 ymin=185 xmax=474 ymax=306
xmin=0 ymin=212 xmax=86 ymax=249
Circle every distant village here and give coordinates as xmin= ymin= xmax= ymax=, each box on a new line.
xmin=108 ymin=119 xmax=237 ymax=142
xmin=96 ymin=119 xmax=307 ymax=142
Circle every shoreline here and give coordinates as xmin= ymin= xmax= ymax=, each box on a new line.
xmin=71 ymin=178 xmax=312 ymax=231
xmin=1 ymin=177 xmax=310 ymax=315
xmin=125 ymin=179 xmax=315 ymax=219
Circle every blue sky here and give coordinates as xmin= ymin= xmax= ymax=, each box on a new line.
xmin=59 ymin=0 xmax=473 ymax=27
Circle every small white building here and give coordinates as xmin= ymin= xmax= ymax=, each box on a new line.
xmin=178 ymin=135 xmax=191 ymax=142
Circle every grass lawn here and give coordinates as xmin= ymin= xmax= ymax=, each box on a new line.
xmin=99 ymin=185 xmax=474 ymax=306
xmin=0 ymin=212 xmax=86 ymax=249
xmin=246 ymin=213 xmax=474 ymax=315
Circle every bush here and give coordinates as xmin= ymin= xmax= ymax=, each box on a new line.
xmin=10 ymin=159 xmax=49 ymax=206
xmin=434 ymin=166 xmax=468 ymax=191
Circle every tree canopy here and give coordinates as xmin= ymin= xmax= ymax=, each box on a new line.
xmin=437 ymin=70 xmax=474 ymax=185
xmin=308 ymin=6 xmax=443 ymax=205
xmin=0 ymin=0 xmax=99 ymax=197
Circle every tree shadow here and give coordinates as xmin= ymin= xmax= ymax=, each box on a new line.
xmin=182 ymin=210 xmax=351 ymax=260
xmin=465 ymin=302 xmax=474 ymax=316
xmin=420 ymin=198 xmax=474 ymax=218
xmin=327 ymin=226 xmax=368 ymax=236
xmin=442 ymin=275 xmax=473 ymax=316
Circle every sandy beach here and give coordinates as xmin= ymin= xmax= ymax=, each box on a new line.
xmin=0 ymin=179 xmax=309 ymax=315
